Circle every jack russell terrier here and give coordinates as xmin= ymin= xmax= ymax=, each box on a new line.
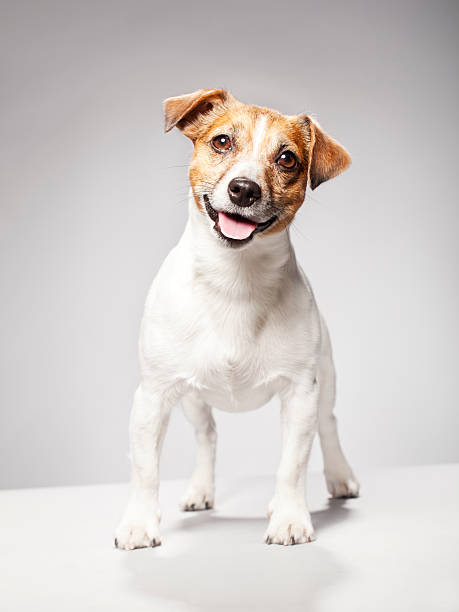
xmin=115 ymin=89 xmax=359 ymax=549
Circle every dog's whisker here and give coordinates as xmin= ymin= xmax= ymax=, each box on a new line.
xmin=290 ymin=220 xmax=309 ymax=241
xmin=305 ymin=192 xmax=324 ymax=206
xmin=161 ymin=164 xmax=193 ymax=169
xmin=173 ymin=197 xmax=193 ymax=206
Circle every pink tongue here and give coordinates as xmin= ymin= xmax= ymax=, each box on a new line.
xmin=218 ymin=211 xmax=257 ymax=240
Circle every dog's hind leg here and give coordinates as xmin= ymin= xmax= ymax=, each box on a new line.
xmin=318 ymin=320 xmax=360 ymax=499
xmin=180 ymin=393 xmax=216 ymax=511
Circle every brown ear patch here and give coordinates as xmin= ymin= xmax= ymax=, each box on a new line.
xmin=163 ymin=89 xmax=230 ymax=138
xmin=305 ymin=117 xmax=351 ymax=190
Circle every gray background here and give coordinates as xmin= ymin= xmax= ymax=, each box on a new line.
xmin=1 ymin=0 xmax=458 ymax=489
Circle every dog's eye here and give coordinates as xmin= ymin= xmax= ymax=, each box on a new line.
xmin=277 ymin=150 xmax=297 ymax=169
xmin=211 ymin=134 xmax=232 ymax=152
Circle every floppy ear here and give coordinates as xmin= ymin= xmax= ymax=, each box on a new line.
xmin=305 ymin=117 xmax=351 ymax=190
xmin=163 ymin=89 xmax=230 ymax=139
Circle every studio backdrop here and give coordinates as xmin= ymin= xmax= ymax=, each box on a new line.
xmin=1 ymin=0 xmax=458 ymax=489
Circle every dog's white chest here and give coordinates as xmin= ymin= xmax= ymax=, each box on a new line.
xmin=197 ymin=376 xmax=277 ymax=413
xmin=140 ymin=217 xmax=319 ymax=413
xmin=185 ymin=329 xmax=281 ymax=412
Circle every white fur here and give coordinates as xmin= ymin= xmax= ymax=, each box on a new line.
xmin=115 ymin=133 xmax=359 ymax=550
xmin=212 ymin=115 xmax=269 ymax=215
xmin=252 ymin=114 xmax=268 ymax=158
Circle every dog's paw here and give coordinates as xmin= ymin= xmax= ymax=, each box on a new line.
xmin=179 ymin=484 xmax=214 ymax=511
xmin=264 ymin=507 xmax=315 ymax=546
xmin=325 ymin=471 xmax=360 ymax=499
xmin=114 ymin=506 xmax=161 ymax=550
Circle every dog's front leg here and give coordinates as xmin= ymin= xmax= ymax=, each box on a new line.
xmin=265 ymin=378 xmax=319 ymax=545
xmin=115 ymin=383 xmax=172 ymax=550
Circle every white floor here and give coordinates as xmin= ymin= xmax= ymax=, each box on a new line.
xmin=1 ymin=464 xmax=458 ymax=612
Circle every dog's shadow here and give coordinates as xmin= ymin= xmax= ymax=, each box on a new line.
xmin=123 ymin=498 xmax=356 ymax=612
xmin=175 ymin=496 xmax=353 ymax=533
xmin=313 ymin=497 xmax=356 ymax=531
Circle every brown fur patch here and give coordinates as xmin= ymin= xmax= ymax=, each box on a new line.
xmin=305 ymin=117 xmax=351 ymax=190
xmin=163 ymin=89 xmax=234 ymax=138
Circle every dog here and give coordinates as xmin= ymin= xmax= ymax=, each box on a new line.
xmin=115 ymin=89 xmax=359 ymax=549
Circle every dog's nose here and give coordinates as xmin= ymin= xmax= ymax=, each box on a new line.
xmin=227 ymin=177 xmax=261 ymax=207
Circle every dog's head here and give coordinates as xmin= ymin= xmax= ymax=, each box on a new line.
xmin=164 ymin=89 xmax=350 ymax=248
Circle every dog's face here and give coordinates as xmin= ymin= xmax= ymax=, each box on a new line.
xmin=164 ymin=89 xmax=350 ymax=248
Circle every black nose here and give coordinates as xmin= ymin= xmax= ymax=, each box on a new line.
xmin=227 ymin=177 xmax=261 ymax=207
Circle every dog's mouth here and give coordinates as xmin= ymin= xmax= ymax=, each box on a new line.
xmin=203 ymin=195 xmax=277 ymax=245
